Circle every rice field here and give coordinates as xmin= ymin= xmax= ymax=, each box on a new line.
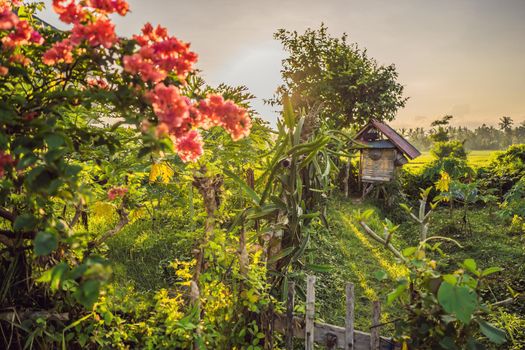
xmin=405 ymin=150 xmax=499 ymax=173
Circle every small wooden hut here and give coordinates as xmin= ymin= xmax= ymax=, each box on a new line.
xmin=354 ymin=119 xmax=420 ymax=197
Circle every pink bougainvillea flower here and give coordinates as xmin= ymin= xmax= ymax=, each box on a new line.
xmin=52 ymin=0 xmax=86 ymax=24
xmin=145 ymin=83 xmax=192 ymax=134
xmin=71 ymin=16 xmax=117 ymax=48
xmin=174 ymin=130 xmax=203 ymax=163
xmin=0 ymin=151 xmax=14 ymax=178
xmin=122 ymin=53 xmax=166 ymax=83
xmin=85 ymin=0 xmax=129 ymax=15
xmin=107 ymin=186 xmax=128 ymax=200
xmin=42 ymin=39 xmax=74 ymax=65
xmin=86 ymin=76 xmax=109 ymax=89
xmin=0 ymin=2 xmax=19 ymax=30
xmin=123 ymin=23 xmax=197 ymax=83
xmin=23 ymin=111 xmax=39 ymax=121
xmin=9 ymin=53 xmax=31 ymax=66
xmin=1 ymin=20 xmax=43 ymax=48
xmin=196 ymin=94 xmax=252 ymax=141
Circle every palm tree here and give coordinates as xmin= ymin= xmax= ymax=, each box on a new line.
xmin=498 ymin=116 xmax=513 ymax=131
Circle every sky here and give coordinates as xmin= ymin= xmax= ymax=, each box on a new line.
xmin=37 ymin=0 xmax=525 ymax=129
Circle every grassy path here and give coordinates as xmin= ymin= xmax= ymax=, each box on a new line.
xmin=311 ymin=199 xmax=406 ymax=334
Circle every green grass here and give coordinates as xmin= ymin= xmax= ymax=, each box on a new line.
xmin=106 ymin=212 xmax=199 ymax=291
xmin=405 ymin=150 xmax=499 ymax=173
xmin=309 ymin=197 xmax=525 ymax=344
xmin=309 ymin=199 xmax=407 ymax=334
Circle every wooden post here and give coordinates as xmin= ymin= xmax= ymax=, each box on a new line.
xmin=345 ymin=283 xmax=355 ymax=349
xmin=344 ymin=159 xmax=350 ymax=198
xmin=286 ymin=281 xmax=295 ymax=350
xmin=370 ymin=300 xmax=381 ymax=350
xmin=305 ymin=275 xmax=316 ymax=350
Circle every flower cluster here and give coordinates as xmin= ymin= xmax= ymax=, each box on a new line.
xmin=70 ymin=16 xmax=116 ymax=48
xmin=1 ymin=19 xmax=43 ymax=48
xmin=0 ymin=2 xmax=19 ymax=31
xmin=123 ymin=23 xmax=198 ymax=83
xmin=144 ymin=84 xmax=251 ymax=162
xmin=86 ymin=76 xmax=109 ymax=89
xmin=0 ymin=1 xmax=43 ymax=74
xmin=145 ymin=83 xmax=192 ymax=136
xmin=0 ymin=150 xmax=14 ymax=178
xmin=175 ymin=130 xmax=203 ymax=162
xmin=38 ymin=1 xmax=250 ymax=163
xmin=107 ymin=186 xmax=128 ymax=200
xmin=197 ymin=95 xmax=252 ymax=141
xmin=44 ymin=0 xmax=128 ymax=65
xmin=42 ymin=39 xmax=74 ymax=65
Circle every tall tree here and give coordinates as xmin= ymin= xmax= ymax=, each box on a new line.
xmin=268 ymin=24 xmax=407 ymax=129
xmin=499 ymin=116 xmax=514 ymax=132
xmin=430 ymin=115 xmax=454 ymax=142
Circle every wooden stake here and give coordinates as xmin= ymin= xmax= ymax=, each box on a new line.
xmin=345 ymin=283 xmax=355 ymax=349
xmin=305 ymin=275 xmax=316 ymax=350
xmin=370 ymin=300 xmax=381 ymax=350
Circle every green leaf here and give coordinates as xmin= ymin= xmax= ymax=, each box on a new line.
xmin=305 ymin=263 xmax=332 ymax=273
xmin=437 ymin=282 xmax=478 ymax=324
xmin=373 ymin=270 xmax=388 ymax=281
xmin=442 ymin=274 xmax=457 ymax=285
xmin=16 ymin=154 xmax=37 ymax=170
xmin=223 ymin=168 xmax=260 ymax=205
xmin=462 ymin=259 xmax=479 ymax=276
xmin=34 ymin=231 xmax=58 ymax=256
xmin=13 ymin=213 xmax=37 ymax=232
xmin=477 ymin=319 xmax=507 ymax=345
xmin=481 ymin=267 xmax=503 ymax=277
xmin=74 ymin=279 xmax=101 ymax=309
xmin=402 ymin=246 xmax=417 ymax=257
xmin=282 ymin=94 xmax=295 ymax=129
xmin=466 ymin=338 xmax=485 ymax=350
xmin=439 ymin=336 xmax=458 ymax=350
xmin=399 ymin=203 xmax=412 ymax=214
xmin=267 ymin=247 xmax=295 ymax=264
xmin=246 ymin=204 xmax=279 ymax=220
xmin=45 ymin=134 xmax=65 ymax=149
xmin=49 ymin=263 xmax=69 ymax=291
xmin=387 ymin=283 xmax=407 ymax=305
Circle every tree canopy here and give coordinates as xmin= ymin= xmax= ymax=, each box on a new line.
xmin=269 ymin=24 xmax=407 ymax=129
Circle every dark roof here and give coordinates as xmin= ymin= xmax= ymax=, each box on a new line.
xmin=355 ymin=119 xmax=421 ymax=159
xmin=359 ymin=140 xmax=396 ymax=149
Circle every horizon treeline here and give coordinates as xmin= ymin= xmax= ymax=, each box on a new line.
xmin=399 ymin=117 xmax=525 ymax=151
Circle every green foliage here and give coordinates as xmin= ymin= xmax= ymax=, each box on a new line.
xmin=431 ymin=140 xmax=468 ymax=159
xmin=269 ymin=24 xmax=406 ymax=129
xmin=233 ymin=96 xmax=347 ymax=292
xmin=359 ymin=188 xmax=508 ymax=349
xmin=430 ymin=115 xmax=454 ymax=142
xmin=480 ymin=144 xmax=525 ymax=195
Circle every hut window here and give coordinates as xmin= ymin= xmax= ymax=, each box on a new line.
xmin=368 ymin=149 xmax=382 ymax=161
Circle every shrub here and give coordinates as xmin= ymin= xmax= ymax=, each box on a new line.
xmin=431 ymin=140 xmax=467 ymax=159
xmin=357 ymin=189 xmax=508 ymax=349
xmin=479 ymin=144 xmax=525 ymax=195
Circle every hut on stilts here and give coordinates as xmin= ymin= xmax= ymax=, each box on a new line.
xmin=354 ymin=119 xmax=421 ymax=198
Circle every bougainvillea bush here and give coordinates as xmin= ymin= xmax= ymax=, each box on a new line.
xmin=0 ymin=0 xmax=258 ymax=347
